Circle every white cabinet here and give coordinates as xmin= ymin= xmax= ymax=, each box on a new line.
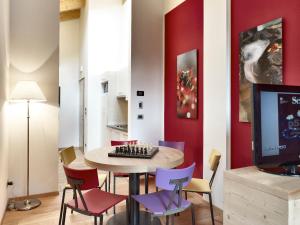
xmin=116 ymin=69 xmax=129 ymax=100
xmin=224 ymin=167 xmax=300 ymax=225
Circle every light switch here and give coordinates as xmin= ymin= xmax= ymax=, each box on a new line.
xmin=138 ymin=101 xmax=143 ymax=109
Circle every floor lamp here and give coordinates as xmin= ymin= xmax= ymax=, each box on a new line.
xmin=10 ymin=81 xmax=46 ymax=211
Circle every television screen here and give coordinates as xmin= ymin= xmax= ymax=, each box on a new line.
xmin=252 ymin=84 xmax=300 ymax=174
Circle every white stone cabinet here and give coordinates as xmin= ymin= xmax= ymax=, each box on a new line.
xmin=224 ymin=167 xmax=300 ymax=225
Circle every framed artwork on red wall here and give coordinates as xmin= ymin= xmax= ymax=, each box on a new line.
xmin=239 ymin=18 xmax=283 ymax=122
xmin=176 ymin=49 xmax=198 ymax=119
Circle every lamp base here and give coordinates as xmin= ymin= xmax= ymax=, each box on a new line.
xmin=14 ymin=198 xmax=41 ymax=211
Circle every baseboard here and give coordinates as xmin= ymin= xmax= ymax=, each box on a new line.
xmin=9 ymin=191 xmax=59 ymax=201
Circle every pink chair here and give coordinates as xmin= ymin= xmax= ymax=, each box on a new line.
xmin=132 ymin=163 xmax=196 ymax=225
xmin=60 ymin=166 xmax=128 ymax=225
xmin=145 ymin=140 xmax=185 ymax=193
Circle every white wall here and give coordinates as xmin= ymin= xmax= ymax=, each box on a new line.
xmin=8 ymin=0 xmax=59 ymax=197
xmin=80 ymin=0 xmax=131 ymax=151
xmin=0 ymin=0 xmax=10 ymax=221
xmin=203 ymin=0 xmax=230 ymax=209
xmin=79 ymin=0 xmax=89 ymax=150
xmin=59 ymin=19 xmax=80 ymax=148
xmin=129 ymin=0 xmax=164 ymax=144
xmin=163 ymin=0 xmax=185 ymax=14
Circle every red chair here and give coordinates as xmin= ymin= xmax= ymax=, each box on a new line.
xmin=111 ymin=140 xmax=148 ymax=214
xmin=60 ymin=165 xmax=128 ymax=225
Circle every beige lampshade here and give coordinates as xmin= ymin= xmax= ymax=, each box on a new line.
xmin=10 ymin=81 xmax=46 ymax=102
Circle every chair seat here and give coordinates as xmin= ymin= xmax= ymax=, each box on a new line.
xmin=183 ymin=178 xmax=211 ymax=193
xmin=67 ymin=188 xmax=127 ymax=216
xmin=114 ymin=172 xmax=129 ymax=177
xmin=132 ymin=190 xmax=191 ymax=216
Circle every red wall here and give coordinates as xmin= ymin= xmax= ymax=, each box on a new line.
xmin=231 ymin=0 xmax=300 ymax=168
xmin=165 ymin=0 xmax=203 ymax=177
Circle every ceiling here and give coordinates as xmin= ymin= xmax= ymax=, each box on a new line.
xmin=60 ymin=0 xmax=85 ymax=21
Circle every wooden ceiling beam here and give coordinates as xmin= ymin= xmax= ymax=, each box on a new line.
xmin=60 ymin=9 xmax=81 ymax=21
xmin=60 ymin=0 xmax=85 ymax=13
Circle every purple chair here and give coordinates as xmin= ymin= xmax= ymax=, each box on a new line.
xmin=132 ymin=163 xmax=196 ymax=225
xmin=145 ymin=141 xmax=185 ymax=194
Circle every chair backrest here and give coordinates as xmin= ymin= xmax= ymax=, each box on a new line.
xmin=208 ymin=149 xmax=221 ymax=187
xmin=158 ymin=140 xmax=185 ymax=152
xmin=111 ymin=140 xmax=137 ymax=146
xmin=63 ymin=165 xmax=99 ymax=191
xmin=156 ymin=163 xmax=195 ymax=210
xmin=59 ymin=146 xmax=76 ymax=165
xmin=63 ymin=165 xmax=99 ymax=211
xmin=156 ymin=163 xmax=195 ymax=191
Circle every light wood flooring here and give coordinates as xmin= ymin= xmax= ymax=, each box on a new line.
xmin=2 ymin=150 xmax=223 ymax=225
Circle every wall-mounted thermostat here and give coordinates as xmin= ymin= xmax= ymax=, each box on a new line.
xmin=137 ymin=90 xmax=144 ymax=96
xmin=138 ymin=101 xmax=143 ymax=109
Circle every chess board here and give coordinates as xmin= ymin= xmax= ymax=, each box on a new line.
xmin=108 ymin=145 xmax=159 ymax=159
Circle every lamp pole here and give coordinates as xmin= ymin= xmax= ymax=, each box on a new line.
xmin=10 ymin=81 xmax=46 ymax=211
xmin=26 ymin=100 xmax=30 ymax=197
xmin=14 ymin=100 xmax=42 ymax=210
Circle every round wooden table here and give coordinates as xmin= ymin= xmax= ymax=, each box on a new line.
xmin=84 ymin=146 xmax=184 ymax=225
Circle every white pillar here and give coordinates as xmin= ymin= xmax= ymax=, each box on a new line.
xmin=203 ymin=0 xmax=231 ymax=209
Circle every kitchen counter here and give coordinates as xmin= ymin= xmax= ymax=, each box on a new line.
xmin=107 ymin=124 xmax=128 ymax=133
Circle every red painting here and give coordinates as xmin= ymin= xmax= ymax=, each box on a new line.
xmin=177 ymin=49 xmax=198 ymax=119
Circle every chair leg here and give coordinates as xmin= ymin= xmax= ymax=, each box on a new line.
xmin=105 ymin=178 xmax=108 ymax=215
xmin=59 ymin=188 xmax=67 ymax=225
xmin=61 ymin=205 xmax=67 ymax=225
xmin=100 ymin=215 xmax=103 ymax=225
xmin=71 ymin=190 xmax=75 ymax=214
xmin=208 ymin=193 xmax=215 ymax=225
xmin=171 ymin=215 xmax=175 ymax=225
xmin=166 ymin=216 xmax=169 ymax=225
xmin=113 ymin=175 xmax=116 ymax=214
xmin=191 ymin=204 xmax=196 ymax=225
xmin=145 ymin=173 xmax=148 ymax=194
xmin=156 ymin=187 xmax=158 ymax=192
xmin=94 ymin=216 xmax=97 ymax=225
xmin=126 ymin=199 xmax=130 ymax=224
xmin=108 ymin=171 xmax=111 ymax=192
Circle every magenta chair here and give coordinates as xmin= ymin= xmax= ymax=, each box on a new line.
xmin=145 ymin=141 xmax=185 ymax=194
xmin=132 ymin=163 xmax=196 ymax=225
xmin=60 ymin=166 xmax=128 ymax=225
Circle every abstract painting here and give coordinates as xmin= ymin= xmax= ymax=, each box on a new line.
xmin=239 ymin=18 xmax=283 ymax=122
xmin=177 ymin=49 xmax=198 ymax=119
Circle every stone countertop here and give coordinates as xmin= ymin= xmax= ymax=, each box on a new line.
xmin=107 ymin=124 xmax=128 ymax=133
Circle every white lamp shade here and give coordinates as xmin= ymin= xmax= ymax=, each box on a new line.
xmin=10 ymin=81 xmax=46 ymax=102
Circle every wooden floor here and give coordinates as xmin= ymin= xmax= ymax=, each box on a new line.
xmin=3 ymin=150 xmax=223 ymax=225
